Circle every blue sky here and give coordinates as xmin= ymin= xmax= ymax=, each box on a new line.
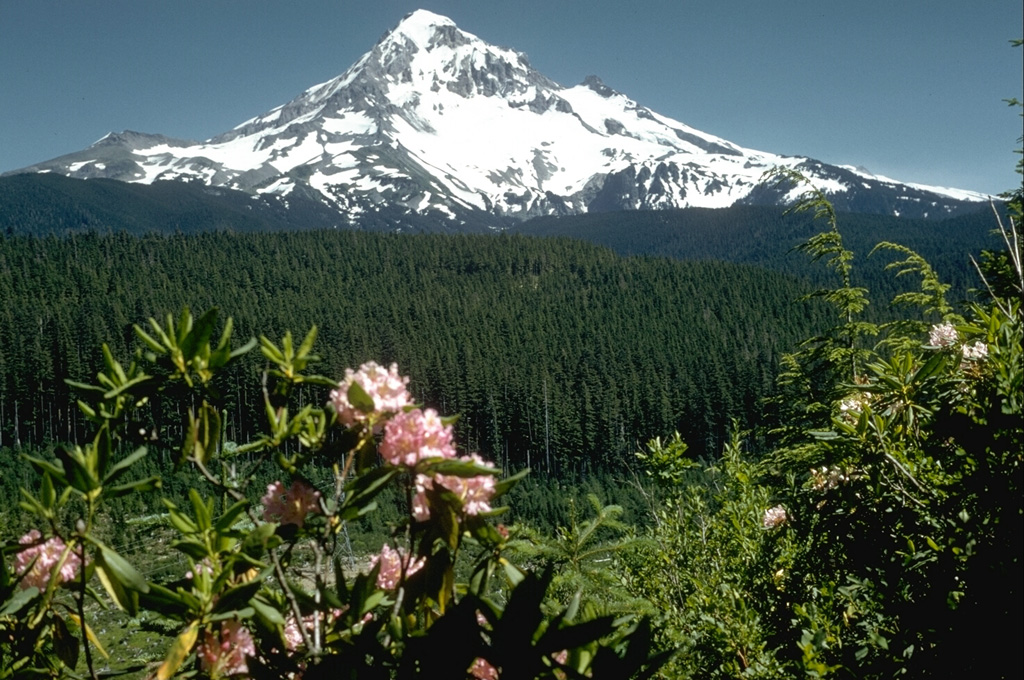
xmin=1 ymin=0 xmax=1021 ymax=194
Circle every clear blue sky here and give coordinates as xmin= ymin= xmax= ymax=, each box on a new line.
xmin=1 ymin=0 xmax=1021 ymax=195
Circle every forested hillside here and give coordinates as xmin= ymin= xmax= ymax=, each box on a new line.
xmin=0 ymin=231 xmax=829 ymax=469
xmin=514 ymin=204 xmax=1001 ymax=307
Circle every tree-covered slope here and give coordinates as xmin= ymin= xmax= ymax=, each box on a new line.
xmin=513 ymin=205 xmax=1001 ymax=308
xmin=0 ymin=230 xmax=828 ymax=467
xmin=0 ymin=174 xmax=510 ymax=236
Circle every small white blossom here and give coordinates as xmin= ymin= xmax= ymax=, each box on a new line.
xmin=961 ymin=341 xmax=988 ymax=361
xmin=810 ymin=466 xmax=849 ymax=492
xmin=929 ymin=323 xmax=958 ymax=349
xmin=762 ymin=505 xmax=787 ymax=529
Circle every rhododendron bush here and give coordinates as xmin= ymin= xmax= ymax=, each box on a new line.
xmin=0 ymin=316 xmax=663 ymax=678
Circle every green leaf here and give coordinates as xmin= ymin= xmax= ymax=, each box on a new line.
xmin=211 ymin=580 xmax=263 ymax=616
xmin=347 ymin=380 xmax=376 ymax=413
xmin=170 ymin=540 xmax=209 ymax=561
xmin=251 ymin=595 xmax=286 ymax=627
xmin=64 ymin=379 xmax=106 ymax=394
xmin=94 ymin=561 xmax=138 ymax=615
xmin=102 ymin=343 xmax=127 ymax=383
xmin=493 ymin=467 xmax=530 ymax=498
xmin=106 ymin=475 xmax=162 ymax=498
xmin=181 ymin=307 xmax=218 ymax=361
xmin=52 ymin=614 xmax=80 ymax=668
xmin=163 ymin=500 xmax=198 ymax=534
xmin=189 ymin=488 xmax=213 ymax=530
xmin=103 ymin=446 xmax=148 ymax=485
xmin=68 ymin=613 xmax=110 ymax=660
xmin=214 ymin=315 xmax=234 ymax=354
xmin=259 ymin=335 xmax=284 ymax=363
xmin=39 ymin=472 xmax=57 ymax=510
xmin=341 ymin=467 xmax=398 ymax=517
xmin=56 ymin=445 xmax=99 ymax=493
xmin=138 ymin=583 xmax=191 ymax=619
xmin=134 ymin=324 xmax=168 ymax=354
xmin=95 ymin=542 xmax=150 ymax=594
xmin=214 ymin=499 xmax=250 ymax=533
xmin=230 ymin=336 xmax=258 ymax=360
xmin=0 ymin=585 xmax=39 ymax=616
xmin=22 ymin=454 xmax=68 ymax=485
xmin=913 ymin=351 xmax=946 ymax=383
xmin=298 ymin=325 xmax=318 ymax=356
xmin=157 ymin=622 xmax=199 ymax=680
xmin=101 ymin=373 xmax=151 ymax=400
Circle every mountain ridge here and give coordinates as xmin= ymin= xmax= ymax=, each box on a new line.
xmin=5 ymin=9 xmax=992 ymax=225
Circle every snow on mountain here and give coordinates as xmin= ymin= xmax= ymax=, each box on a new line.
xmin=6 ymin=9 xmax=992 ymax=224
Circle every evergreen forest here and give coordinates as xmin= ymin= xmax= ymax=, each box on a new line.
xmin=0 ymin=229 xmax=831 ymax=468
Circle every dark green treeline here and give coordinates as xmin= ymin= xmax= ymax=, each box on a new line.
xmin=0 ymin=230 xmax=828 ymax=470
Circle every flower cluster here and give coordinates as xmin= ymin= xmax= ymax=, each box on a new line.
xmin=762 ymin=505 xmax=788 ymax=529
xmin=380 ymin=408 xmax=456 ymax=466
xmin=809 ymin=465 xmax=853 ymax=493
xmin=350 ymin=364 xmax=498 ymax=519
xmin=836 ymin=392 xmax=873 ymax=425
xmin=928 ymin=322 xmax=959 ymax=348
xmin=197 ymin=620 xmax=256 ymax=678
xmin=412 ymin=454 xmax=497 ymax=521
xmin=329 ymin=361 xmax=412 ymax=427
xmin=371 ymin=544 xmax=426 ymax=591
xmin=283 ymin=607 xmax=369 ymax=652
xmin=961 ymin=340 xmax=988 ymax=361
xmin=262 ymin=480 xmax=321 ymax=528
xmin=13 ymin=530 xmax=82 ymax=590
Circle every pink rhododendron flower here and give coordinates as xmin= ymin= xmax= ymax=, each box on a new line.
xmin=380 ymin=408 xmax=456 ymax=467
xmin=329 ymin=361 xmax=412 ymax=427
xmin=14 ymin=530 xmax=82 ymax=590
xmin=262 ymin=480 xmax=321 ymax=527
xmin=411 ymin=474 xmax=433 ymax=522
xmin=412 ymin=455 xmax=497 ymax=520
xmin=283 ymin=615 xmax=308 ymax=652
xmin=441 ymin=455 xmax=497 ymax=515
xmin=283 ymin=608 xmax=363 ymax=652
xmin=470 ymin=657 xmax=500 ymax=679
xmin=197 ymin=620 xmax=256 ymax=677
xmin=283 ymin=612 xmax=322 ymax=652
xmin=371 ymin=544 xmax=425 ymax=591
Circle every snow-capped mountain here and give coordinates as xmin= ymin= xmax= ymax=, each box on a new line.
xmin=7 ymin=10 xmax=991 ymax=224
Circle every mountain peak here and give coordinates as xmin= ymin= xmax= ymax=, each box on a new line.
xmin=389 ymin=9 xmax=459 ymax=46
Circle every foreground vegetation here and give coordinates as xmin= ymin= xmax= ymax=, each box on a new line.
xmin=1 ymin=158 xmax=1021 ymax=678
